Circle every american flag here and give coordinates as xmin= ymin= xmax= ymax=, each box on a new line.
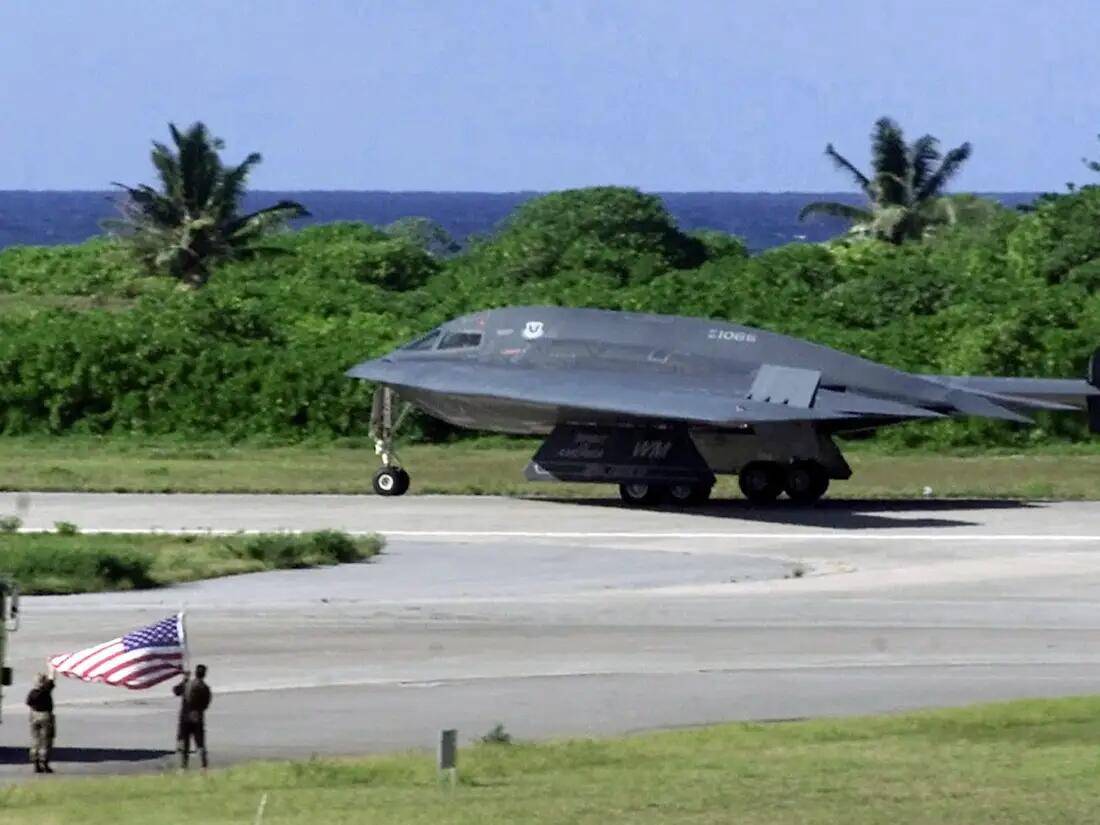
xmin=49 ymin=614 xmax=187 ymax=690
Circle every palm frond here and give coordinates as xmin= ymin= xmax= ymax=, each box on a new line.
xmin=226 ymin=200 xmax=309 ymax=239
xmin=870 ymin=171 xmax=910 ymax=207
xmin=173 ymin=122 xmax=219 ymax=213
xmin=823 ymin=144 xmax=872 ymax=196
xmin=150 ymin=142 xmax=181 ymax=199
xmin=871 ymin=117 xmax=908 ymax=181
xmin=918 ymin=141 xmax=972 ymax=200
xmin=908 ymin=135 xmax=940 ymax=192
xmin=798 ymin=201 xmax=874 ymax=223
xmin=215 ymin=152 xmax=262 ymax=223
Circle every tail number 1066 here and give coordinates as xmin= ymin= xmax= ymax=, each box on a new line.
xmin=708 ymin=329 xmax=757 ymax=343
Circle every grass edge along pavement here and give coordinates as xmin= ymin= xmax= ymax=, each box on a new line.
xmin=5 ymin=437 xmax=1100 ymax=499
xmin=0 ymin=531 xmax=384 ymax=595
xmin=4 ymin=695 xmax=1100 ymax=823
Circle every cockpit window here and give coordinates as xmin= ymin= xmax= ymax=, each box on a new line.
xmin=438 ymin=332 xmax=483 ymax=350
xmin=403 ymin=330 xmax=441 ymax=351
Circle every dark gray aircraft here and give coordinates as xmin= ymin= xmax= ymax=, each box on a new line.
xmin=347 ymin=306 xmax=1100 ymax=504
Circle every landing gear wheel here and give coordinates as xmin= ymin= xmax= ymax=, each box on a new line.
xmin=373 ymin=467 xmax=410 ymax=497
xmin=739 ymin=462 xmax=784 ymax=504
xmin=783 ymin=461 xmax=829 ymax=504
xmin=667 ymin=482 xmax=713 ymax=506
xmin=619 ymin=482 xmax=665 ymax=506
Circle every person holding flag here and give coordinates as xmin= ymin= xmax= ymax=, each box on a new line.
xmin=173 ymin=664 xmax=212 ymax=770
xmin=25 ymin=670 xmax=57 ymax=774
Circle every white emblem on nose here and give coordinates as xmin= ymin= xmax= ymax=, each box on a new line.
xmin=522 ymin=321 xmax=544 ymax=340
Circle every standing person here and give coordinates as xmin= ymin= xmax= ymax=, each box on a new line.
xmin=173 ymin=664 xmax=212 ymax=770
xmin=25 ymin=671 xmax=56 ymax=774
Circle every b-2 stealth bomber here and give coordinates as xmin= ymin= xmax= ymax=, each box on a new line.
xmin=348 ymin=306 xmax=1100 ymax=504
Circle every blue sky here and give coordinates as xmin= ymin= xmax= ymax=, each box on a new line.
xmin=2 ymin=0 xmax=1098 ymax=191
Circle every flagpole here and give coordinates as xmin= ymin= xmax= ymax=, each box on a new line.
xmin=179 ymin=609 xmax=191 ymax=675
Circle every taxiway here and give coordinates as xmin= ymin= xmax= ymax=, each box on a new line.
xmin=1 ymin=493 xmax=1098 ymax=776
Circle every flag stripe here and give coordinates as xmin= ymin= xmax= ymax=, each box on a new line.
xmin=50 ymin=639 xmax=119 ymax=673
xmin=123 ymin=667 xmax=180 ymax=689
xmin=121 ymin=663 xmax=182 ymax=688
xmin=82 ymin=645 xmax=167 ymax=678
xmin=68 ymin=643 xmax=127 ymax=677
xmin=97 ymin=651 xmax=183 ymax=683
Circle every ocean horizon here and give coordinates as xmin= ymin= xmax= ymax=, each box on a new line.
xmin=0 ymin=190 xmax=1040 ymax=253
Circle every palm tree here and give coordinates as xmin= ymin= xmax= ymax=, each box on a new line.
xmin=799 ymin=117 xmax=972 ymax=244
xmin=109 ymin=122 xmax=308 ymax=287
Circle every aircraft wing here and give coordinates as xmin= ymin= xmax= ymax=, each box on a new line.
xmin=347 ymin=359 xmax=942 ymax=428
xmin=923 ymin=375 xmax=1098 ymax=410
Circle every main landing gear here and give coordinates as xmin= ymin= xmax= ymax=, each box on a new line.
xmin=370 ymin=387 xmax=412 ymax=497
xmin=738 ymin=460 xmax=830 ymax=505
xmin=618 ymin=481 xmax=713 ymax=507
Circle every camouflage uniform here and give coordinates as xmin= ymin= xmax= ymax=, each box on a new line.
xmin=25 ymin=674 xmax=56 ymax=774
xmin=173 ymin=668 xmax=212 ymax=769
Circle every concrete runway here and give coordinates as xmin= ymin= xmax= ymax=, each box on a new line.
xmin=2 ymin=492 xmax=1100 ymax=777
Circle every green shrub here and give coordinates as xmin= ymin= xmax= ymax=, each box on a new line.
xmin=235 ymin=531 xmax=380 ymax=568
xmin=0 ymin=544 xmax=156 ymax=594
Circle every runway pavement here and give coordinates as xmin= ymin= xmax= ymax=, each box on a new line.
xmin=1 ymin=492 xmax=1099 ymax=777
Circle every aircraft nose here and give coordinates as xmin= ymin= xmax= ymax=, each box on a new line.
xmin=345 ymin=356 xmax=395 ymax=380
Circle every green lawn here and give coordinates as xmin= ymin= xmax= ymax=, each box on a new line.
xmin=0 ymin=531 xmax=383 ymax=594
xmin=3 ymin=436 xmax=1100 ymax=499
xmin=4 ymin=696 xmax=1100 ymax=823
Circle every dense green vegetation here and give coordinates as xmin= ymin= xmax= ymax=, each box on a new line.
xmin=0 ymin=531 xmax=383 ymax=594
xmin=2 ymin=176 xmax=1100 ymax=448
xmin=6 ymin=696 xmax=1100 ymax=824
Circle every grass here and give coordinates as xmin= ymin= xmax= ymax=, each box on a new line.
xmin=3 ymin=435 xmax=1100 ymax=498
xmin=0 ymin=531 xmax=383 ymax=595
xmin=4 ymin=695 xmax=1100 ymax=823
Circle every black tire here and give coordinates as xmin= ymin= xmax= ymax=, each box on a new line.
xmin=738 ymin=462 xmax=783 ymax=504
xmin=783 ymin=461 xmax=829 ymax=504
xmin=619 ymin=482 xmax=664 ymax=506
xmin=393 ymin=468 xmax=411 ymax=496
xmin=373 ymin=467 xmax=408 ymax=497
xmin=667 ymin=482 xmax=712 ymax=506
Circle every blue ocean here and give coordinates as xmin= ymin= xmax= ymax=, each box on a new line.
xmin=0 ymin=191 xmax=1039 ymax=252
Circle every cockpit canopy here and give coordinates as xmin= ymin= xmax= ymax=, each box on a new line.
xmin=401 ymin=329 xmax=482 ymax=352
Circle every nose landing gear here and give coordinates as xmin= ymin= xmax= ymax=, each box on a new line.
xmin=370 ymin=387 xmax=412 ymax=497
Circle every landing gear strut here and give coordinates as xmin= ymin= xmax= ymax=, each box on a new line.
xmin=370 ymin=387 xmax=412 ymax=497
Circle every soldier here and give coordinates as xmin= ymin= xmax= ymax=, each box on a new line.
xmin=173 ymin=664 xmax=212 ymax=770
xmin=25 ymin=670 xmax=56 ymax=774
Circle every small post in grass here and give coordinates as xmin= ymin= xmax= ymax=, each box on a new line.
xmin=438 ymin=729 xmax=458 ymax=789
